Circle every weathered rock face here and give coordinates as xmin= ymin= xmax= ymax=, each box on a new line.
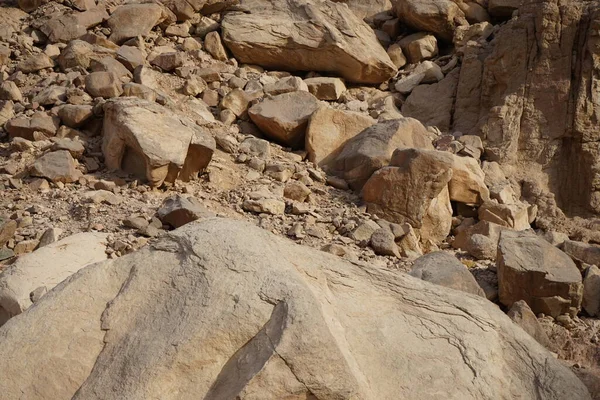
xmin=0 ymin=218 xmax=591 ymax=399
xmin=107 ymin=3 xmax=174 ymax=44
xmin=221 ymin=0 xmax=397 ymax=84
xmin=362 ymin=148 xmax=454 ymax=243
xmin=305 ymin=107 xmax=376 ymax=167
xmin=102 ymin=98 xmax=215 ymax=187
xmin=0 ymin=232 xmax=107 ymax=326
xmin=497 ymin=231 xmax=584 ymax=318
xmin=392 ymin=0 xmax=469 ymax=41
xmin=452 ymin=0 xmax=600 ymax=216
xmin=248 ymin=91 xmax=321 ymax=149
xmin=410 ymin=251 xmax=485 ymax=296
xmin=330 ymin=118 xmax=434 ymax=190
xmin=332 ymin=0 xmax=392 ymax=19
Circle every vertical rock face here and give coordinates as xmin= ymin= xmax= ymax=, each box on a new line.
xmin=221 ymin=0 xmax=397 ymax=84
xmin=453 ymin=0 xmax=600 ymax=215
xmin=0 ymin=219 xmax=592 ymax=400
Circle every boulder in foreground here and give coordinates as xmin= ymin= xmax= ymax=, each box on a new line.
xmin=0 ymin=218 xmax=590 ymax=399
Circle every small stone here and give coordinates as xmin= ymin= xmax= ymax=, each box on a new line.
xmin=284 ymin=180 xmax=311 ymax=202
xmin=370 ymin=228 xmax=400 ymax=257
xmin=157 ymin=195 xmax=213 ymax=228
xmin=14 ymin=239 xmax=39 ymax=255
xmin=242 ymin=198 xmax=285 ymax=215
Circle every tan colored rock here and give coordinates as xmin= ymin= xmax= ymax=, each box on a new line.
xmin=362 ymin=148 xmax=454 ymax=243
xmin=157 ymin=195 xmax=213 ymax=228
xmin=204 ymin=31 xmax=228 ymax=61
xmin=108 ymin=3 xmax=174 ymax=44
xmin=85 ymin=71 xmax=123 ymax=98
xmin=411 ymin=251 xmax=485 ymax=297
xmin=507 ymin=300 xmax=552 ymax=348
xmin=248 ymin=91 xmax=321 ymax=149
xmin=387 ymin=43 xmax=407 ymax=68
xmin=562 ymin=240 xmax=600 ymax=267
xmin=17 ymin=53 xmax=54 ymax=73
xmin=5 ymin=112 xmax=59 ymax=140
xmin=220 ymin=88 xmax=250 ymax=117
xmin=306 ymin=107 xmax=376 ymax=167
xmin=222 ymin=0 xmax=396 ymax=84
xmin=394 ymin=60 xmax=444 ymax=94
xmin=448 ymin=154 xmax=489 ymax=205
xmin=40 ymin=8 xmax=108 ymax=43
xmin=304 ymin=77 xmax=346 ymax=100
xmin=452 ymin=220 xmax=510 ymax=260
xmin=479 ymin=200 xmax=530 ymax=230
xmin=583 ymin=265 xmax=600 ymax=317
xmin=0 ymin=218 xmax=589 ymax=400
xmin=330 ymin=118 xmax=434 ymax=190
xmin=264 ymin=76 xmax=307 ymax=96
xmin=392 ymin=0 xmax=468 ymax=42
xmin=0 ymin=232 xmax=107 ymax=326
xmin=30 ymin=151 xmax=81 ymax=183
xmin=402 ymin=68 xmax=459 ymax=131
xmin=102 ymin=98 xmax=215 ymax=186
xmin=498 ymin=230 xmax=584 ymax=318
xmin=399 ymin=32 xmax=438 ymax=63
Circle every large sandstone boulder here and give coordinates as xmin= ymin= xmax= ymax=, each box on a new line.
xmin=362 ymin=148 xmax=454 ymax=243
xmin=392 ymin=0 xmax=469 ymax=41
xmin=497 ymin=230 xmax=584 ymax=318
xmin=248 ymin=91 xmax=321 ymax=149
xmin=102 ymin=98 xmax=215 ymax=187
xmin=0 ymin=218 xmax=591 ymax=399
xmin=221 ymin=0 xmax=397 ymax=84
xmin=0 ymin=232 xmax=107 ymax=326
xmin=107 ymin=3 xmax=174 ymax=44
xmin=330 ymin=118 xmax=434 ymax=190
xmin=305 ymin=107 xmax=376 ymax=167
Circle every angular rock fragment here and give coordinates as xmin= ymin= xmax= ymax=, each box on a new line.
xmin=498 ymin=231 xmax=584 ymax=317
xmin=102 ymin=98 xmax=215 ymax=186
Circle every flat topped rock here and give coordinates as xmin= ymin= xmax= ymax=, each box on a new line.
xmin=222 ymin=0 xmax=396 ymax=84
xmin=248 ymin=91 xmax=321 ymax=149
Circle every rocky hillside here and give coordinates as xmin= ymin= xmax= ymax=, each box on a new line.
xmin=0 ymin=0 xmax=599 ymax=398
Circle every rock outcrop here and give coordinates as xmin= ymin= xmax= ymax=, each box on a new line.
xmin=221 ymin=0 xmax=397 ymax=84
xmin=0 ymin=219 xmax=591 ymax=399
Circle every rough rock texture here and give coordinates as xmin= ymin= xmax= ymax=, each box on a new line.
xmin=248 ymin=91 xmax=321 ymax=149
xmin=305 ymin=107 xmax=376 ymax=167
xmin=107 ymin=3 xmax=173 ymax=44
xmin=392 ymin=0 xmax=469 ymax=41
xmin=507 ymin=300 xmax=552 ymax=348
xmin=410 ymin=251 xmax=485 ymax=297
xmin=330 ymin=118 xmax=434 ymax=190
xmin=0 ymin=232 xmax=107 ymax=326
xmin=102 ymin=98 xmax=215 ymax=186
xmin=498 ymin=230 xmax=584 ymax=317
xmin=221 ymin=0 xmax=397 ymax=84
xmin=452 ymin=0 xmax=600 ymax=216
xmin=0 ymin=219 xmax=591 ymax=400
xmin=362 ymin=148 xmax=454 ymax=243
